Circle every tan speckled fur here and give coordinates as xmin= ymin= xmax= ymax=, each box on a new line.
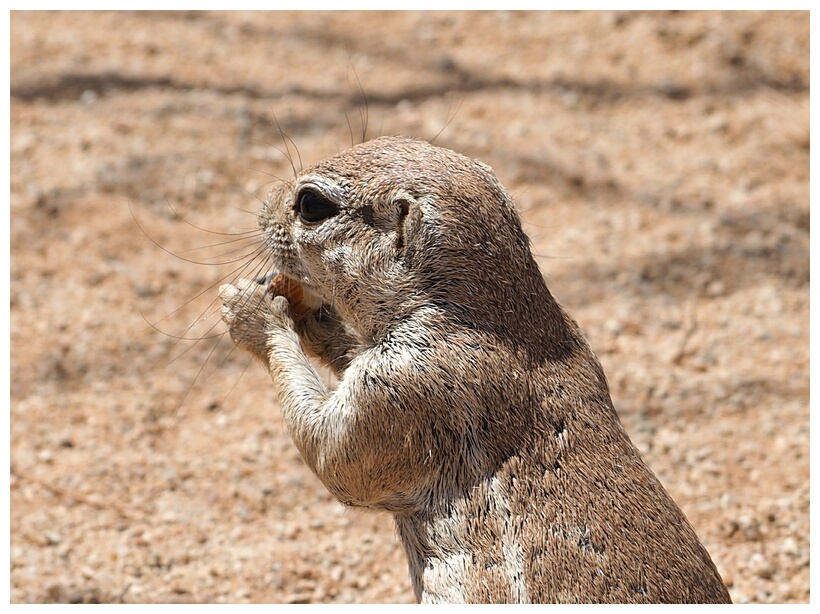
xmin=220 ymin=136 xmax=731 ymax=603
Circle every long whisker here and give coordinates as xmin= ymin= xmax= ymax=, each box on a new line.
xmin=152 ymin=248 xmax=276 ymax=379
xmin=142 ymin=241 xmax=271 ymax=331
xmin=171 ymin=330 xmax=231 ymax=418
xmin=347 ymin=60 xmax=369 ymax=144
xmin=214 ymin=353 xmax=256 ymax=411
xmin=131 ymin=201 xmax=257 ymax=267
xmin=176 ymin=235 xmax=261 ymax=259
xmin=270 ymin=110 xmax=303 ymax=174
xmin=161 ymin=197 xmax=257 ymax=237
xmin=429 ymin=92 xmax=464 ymax=144
xmin=246 ymin=161 xmax=291 ymax=187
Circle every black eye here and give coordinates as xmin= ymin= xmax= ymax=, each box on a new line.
xmin=296 ymin=189 xmax=338 ymax=224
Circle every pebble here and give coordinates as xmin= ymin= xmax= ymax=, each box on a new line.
xmin=706 ymin=115 xmax=729 ymax=132
xmin=44 ymin=531 xmax=62 ymax=546
xmin=779 ymin=537 xmax=800 ymax=557
xmin=79 ymin=90 xmax=98 ymax=106
xmin=749 ymin=553 xmax=775 ymax=580
xmin=285 ymin=592 xmax=313 ymax=604
xmin=706 ymin=280 xmax=725 ymax=297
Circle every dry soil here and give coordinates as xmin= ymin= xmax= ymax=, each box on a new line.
xmin=10 ymin=10 xmax=809 ymax=604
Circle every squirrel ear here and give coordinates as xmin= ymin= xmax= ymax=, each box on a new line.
xmin=395 ymin=198 xmax=423 ymax=266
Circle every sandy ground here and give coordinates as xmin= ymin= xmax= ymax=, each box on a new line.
xmin=10 ymin=11 xmax=809 ymax=603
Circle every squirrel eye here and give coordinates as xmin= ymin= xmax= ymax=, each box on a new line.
xmin=296 ymin=189 xmax=338 ymax=224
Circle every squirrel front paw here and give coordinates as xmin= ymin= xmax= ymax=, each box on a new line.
xmin=220 ymin=278 xmax=272 ymax=363
xmin=220 ymin=278 xmax=294 ymax=364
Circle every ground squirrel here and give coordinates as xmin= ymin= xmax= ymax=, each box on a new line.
xmin=219 ymin=136 xmax=731 ymax=603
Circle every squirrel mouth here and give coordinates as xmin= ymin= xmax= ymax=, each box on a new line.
xmin=253 ymin=271 xmax=278 ymax=288
xmin=254 ymin=271 xmax=324 ymax=312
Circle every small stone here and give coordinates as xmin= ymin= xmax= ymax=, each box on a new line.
xmin=80 ymin=90 xmax=98 ymax=105
xmin=655 ymin=80 xmax=691 ymax=100
xmin=285 ymin=592 xmax=313 ymax=604
xmin=749 ymin=553 xmax=774 ymax=580
xmin=707 ymin=116 xmax=728 ymax=132
xmin=731 ymin=589 xmax=750 ymax=604
xmin=726 ymin=514 xmax=763 ymax=541
xmin=80 ymin=566 xmax=96 ymax=580
xmin=780 ymin=536 xmax=800 ymax=557
xmin=706 ymin=280 xmax=725 ymax=297
xmin=44 ymin=531 xmax=62 ymax=546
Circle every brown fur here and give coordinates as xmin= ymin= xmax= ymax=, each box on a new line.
xmin=220 ymin=136 xmax=731 ymax=603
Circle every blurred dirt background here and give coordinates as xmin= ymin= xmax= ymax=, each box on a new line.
xmin=10 ymin=11 xmax=809 ymax=604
